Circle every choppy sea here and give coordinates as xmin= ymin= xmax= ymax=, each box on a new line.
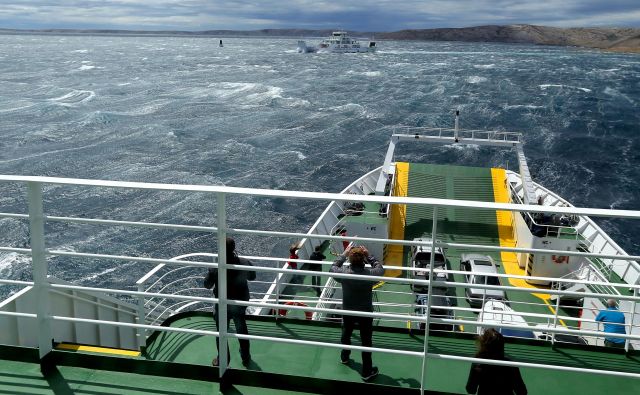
xmin=0 ymin=34 xmax=638 ymax=295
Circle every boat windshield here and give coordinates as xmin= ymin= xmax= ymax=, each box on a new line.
xmin=473 ymin=275 xmax=500 ymax=285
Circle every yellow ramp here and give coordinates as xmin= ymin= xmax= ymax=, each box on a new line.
xmin=56 ymin=343 xmax=140 ymax=357
xmin=491 ymin=168 xmax=552 ymax=301
xmin=385 ymin=162 xmax=409 ymax=277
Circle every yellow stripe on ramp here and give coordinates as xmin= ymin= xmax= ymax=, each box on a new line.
xmin=385 ymin=162 xmax=410 ymax=277
xmin=56 ymin=343 xmax=140 ymax=357
xmin=543 ymin=299 xmax=567 ymax=327
xmin=491 ymin=168 xmax=552 ymax=301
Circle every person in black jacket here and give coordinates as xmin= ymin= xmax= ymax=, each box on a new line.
xmin=309 ymin=245 xmax=326 ymax=296
xmin=466 ymin=328 xmax=527 ymax=395
xmin=330 ymin=245 xmax=384 ymax=381
xmin=204 ymin=237 xmax=256 ymax=367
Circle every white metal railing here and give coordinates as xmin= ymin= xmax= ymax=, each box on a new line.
xmin=509 ymin=171 xmax=640 ymax=285
xmin=0 ymin=175 xmax=639 ymax=392
xmin=393 ymin=127 xmax=522 ymax=143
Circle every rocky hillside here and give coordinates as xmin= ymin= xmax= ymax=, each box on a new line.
xmin=377 ymin=25 xmax=640 ymax=52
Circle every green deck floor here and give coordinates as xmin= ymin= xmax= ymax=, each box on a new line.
xmin=144 ymin=313 xmax=640 ymax=394
xmin=0 ymin=353 xmax=325 ymax=395
xmin=398 ymin=163 xmax=577 ymax=330
xmin=281 ymin=163 xmax=582 ymax=330
xmin=0 ymin=359 xmax=215 ymax=394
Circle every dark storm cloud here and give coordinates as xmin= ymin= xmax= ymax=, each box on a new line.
xmin=1 ymin=1 xmax=638 ymax=30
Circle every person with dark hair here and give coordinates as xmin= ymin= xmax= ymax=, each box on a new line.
xmin=596 ymin=299 xmax=627 ymax=348
xmin=466 ymin=328 xmax=527 ymax=394
xmin=204 ymin=237 xmax=256 ymax=367
xmin=330 ymin=245 xmax=384 ymax=382
xmin=309 ymin=245 xmax=326 ymax=296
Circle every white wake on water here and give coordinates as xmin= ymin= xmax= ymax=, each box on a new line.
xmin=80 ymin=266 xmax=119 ymax=282
xmin=539 ymin=84 xmax=591 ymax=92
xmin=347 ymin=70 xmax=381 ymax=77
xmin=474 ymin=64 xmax=495 ymax=69
xmin=49 ymin=90 xmax=96 ymax=106
xmin=0 ymin=253 xmax=30 ymax=277
xmin=604 ymin=87 xmax=635 ymax=104
xmin=466 ymin=76 xmax=488 ymax=84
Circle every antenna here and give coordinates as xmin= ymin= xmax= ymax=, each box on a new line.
xmin=454 ymin=109 xmax=460 ymax=142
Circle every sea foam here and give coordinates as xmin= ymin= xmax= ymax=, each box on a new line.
xmin=539 ymin=84 xmax=591 ymax=92
xmin=466 ymin=76 xmax=488 ymax=84
xmin=49 ymin=90 xmax=96 ymax=106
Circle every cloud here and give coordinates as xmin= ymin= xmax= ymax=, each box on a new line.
xmin=0 ymin=0 xmax=638 ymax=31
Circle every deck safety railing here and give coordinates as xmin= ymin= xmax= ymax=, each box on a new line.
xmin=0 ymin=175 xmax=639 ymax=393
xmin=136 ymin=257 xmax=637 ymax=343
xmin=393 ymin=126 xmax=523 ymax=143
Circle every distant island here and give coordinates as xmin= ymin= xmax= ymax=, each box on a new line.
xmin=1 ymin=24 xmax=639 ymax=53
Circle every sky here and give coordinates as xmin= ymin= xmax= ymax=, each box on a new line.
xmin=1 ymin=1 xmax=640 ymax=32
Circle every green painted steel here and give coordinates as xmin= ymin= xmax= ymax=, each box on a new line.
xmin=0 ymin=356 xmax=325 ymax=394
xmin=0 ymin=359 xmax=216 ymax=395
xmin=399 ymin=163 xmax=582 ymax=330
xmin=404 ymin=163 xmax=498 ymax=244
xmin=143 ymin=314 xmax=640 ymax=394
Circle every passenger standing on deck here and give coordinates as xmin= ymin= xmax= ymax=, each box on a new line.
xmin=466 ymin=328 xmax=527 ymax=395
xmin=309 ymin=245 xmax=326 ymax=296
xmin=595 ymin=299 xmax=627 ymax=348
xmin=340 ymin=229 xmax=350 ymax=252
xmin=288 ymin=243 xmax=301 ymax=269
xmin=204 ymin=237 xmax=256 ymax=367
xmin=331 ymin=245 xmax=384 ymax=382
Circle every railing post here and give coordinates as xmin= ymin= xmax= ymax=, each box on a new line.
xmin=136 ymin=283 xmax=146 ymax=350
xmin=216 ymin=192 xmax=229 ymax=377
xmin=27 ymin=182 xmax=52 ymax=359
xmin=275 ymin=273 xmax=280 ymax=321
xmin=551 ymin=283 xmax=562 ymax=346
xmin=625 ymin=288 xmax=637 ymax=353
xmin=420 ymin=207 xmax=438 ymax=394
xmin=482 ymin=275 xmax=487 ymax=308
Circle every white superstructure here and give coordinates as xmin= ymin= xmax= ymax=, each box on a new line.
xmin=297 ymin=31 xmax=376 ymax=53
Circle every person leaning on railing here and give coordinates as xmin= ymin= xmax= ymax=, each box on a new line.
xmin=466 ymin=328 xmax=527 ymax=395
xmin=330 ymin=245 xmax=384 ymax=382
xmin=309 ymin=245 xmax=327 ymax=297
xmin=595 ymin=299 xmax=627 ymax=348
xmin=204 ymin=237 xmax=256 ymax=367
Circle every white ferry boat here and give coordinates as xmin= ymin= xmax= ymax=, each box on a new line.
xmin=297 ymin=31 xmax=376 ymax=53
xmin=0 ymin=114 xmax=638 ymax=394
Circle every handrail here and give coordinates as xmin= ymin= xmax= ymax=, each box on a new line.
xmin=508 ymin=170 xmax=640 ymax=281
xmin=144 ymin=275 xmax=205 ymax=306
xmin=137 ymin=253 xmax=217 ymax=286
xmin=0 ymin=175 xmax=639 ymax=389
xmin=42 ymin=280 xmax=640 ymax=347
xmin=45 ymin=263 xmax=640 ymax=340
xmin=0 ymin=174 xmax=637 ymax=218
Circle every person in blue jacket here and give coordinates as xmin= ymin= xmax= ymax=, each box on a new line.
xmin=595 ymin=299 xmax=626 ymax=348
